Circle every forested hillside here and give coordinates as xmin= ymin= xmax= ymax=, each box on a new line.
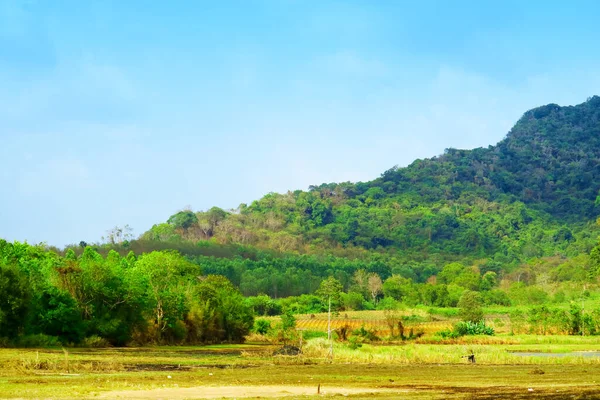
xmin=144 ymin=97 xmax=600 ymax=266
xmin=116 ymin=96 xmax=600 ymax=307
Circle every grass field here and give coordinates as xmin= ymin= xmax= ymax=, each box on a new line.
xmin=2 ymin=338 xmax=600 ymax=399
xmin=2 ymin=308 xmax=599 ymax=399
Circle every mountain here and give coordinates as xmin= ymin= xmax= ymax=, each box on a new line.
xmin=142 ymin=97 xmax=600 ymax=268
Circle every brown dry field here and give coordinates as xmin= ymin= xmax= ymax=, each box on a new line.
xmin=2 ymin=345 xmax=600 ymax=399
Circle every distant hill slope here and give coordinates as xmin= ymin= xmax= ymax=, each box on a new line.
xmin=142 ymin=97 xmax=600 ymax=266
xmin=381 ymin=96 xmax=600 ymax=220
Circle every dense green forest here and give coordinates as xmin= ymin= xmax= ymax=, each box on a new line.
xmin=2 ymin=97 xmax=600 ymax=345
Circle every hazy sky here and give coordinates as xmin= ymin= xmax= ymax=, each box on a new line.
xmin=2 ymin=0 xmax=600 ymax=246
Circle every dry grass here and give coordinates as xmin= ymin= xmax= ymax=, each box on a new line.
xmin=2 ymin=340 xmax=600 ymax=399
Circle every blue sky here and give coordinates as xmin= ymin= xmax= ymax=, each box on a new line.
xmin=2 ymin=0 xmax=600 ymax=246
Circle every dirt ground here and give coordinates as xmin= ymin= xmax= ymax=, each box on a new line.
xmin=99 ymin=385 xmax=400 ymax=399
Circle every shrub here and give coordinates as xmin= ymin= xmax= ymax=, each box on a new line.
xmin=437 ymin=321 xmax=494 ymax=338
xmin=341 ymin=292 xmax=366 ymax=311
xmin=427 ymin=307 xmax=459 ymax=318
xmin=454 ymin=320 xmax=495 ymax=336
xmin=405 ymin=327 xmax=425 ymax=340
xmin=80 ymin=335 xmax=110 ymax=348
xmin=376 ymin=297 xmax=402 ymax=310
xmin=337 ymin=324 xmax=351 ymax=341
xmin=17 ymin=334 xmax=62 ymax=348
xmin=347 ymin=336 xmax=363 ymax=350
xmin=269 ymin=311 xmax=297 ymax=344
xmin=352 ymin=325 xmax=379 ymax=341
xmin=302 ymin=338 xmax=329 ymax=357
xmin=302 ymin=330 xmax=328 ymax=340
xmin=436 ymin=328 xmax=459 ymax=339
xmin=253 ymin=318 xmax=271 ymax=335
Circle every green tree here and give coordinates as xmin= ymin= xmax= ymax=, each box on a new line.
xmin=167 ymin=211 xmax=198 ymax=230
xmin=29 ymin=286 xmax=85 ymax=343
xmin=186 ymin=275 xmax=253 ymax=343
xmin=0 ymin=264 xmax=30 ymax=338
xmin=197 ymin=207 xmax=228 ymax=238
xmin=457 ymin=290 xmax=484 ymax=323
xmin=277 ymin=310 xmax=297 ymax=344
xmin=480 ymin=271 xmax=498 ymax=291
xmin=130 ymin=251 xmax=198 ymax=342
xmin=316 ymin=276 xmax=343 ymax=310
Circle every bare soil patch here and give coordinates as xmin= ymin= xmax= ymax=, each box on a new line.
xmin=125 ymin=363 xmax=257 ymax=371
xmin=99 ymin=384 xmax=400 ymax=399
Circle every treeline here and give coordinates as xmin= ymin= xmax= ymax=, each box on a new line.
xmin=67 ymin=235 xmax=600 ymax=313
xmin=4 ymin=237 xmax=600 ymax=346
xmin=242 ymin=265 xmax=594 ymax=317
xmin=0 ymin=240 xmax=253 ymax=346
xmin=188 ymin=237 xmax=600 ymax=307
xmin=511 ymin=304 xmax=600 ymax=336
xmin=235 ymin=239 xmax=600 ymax=317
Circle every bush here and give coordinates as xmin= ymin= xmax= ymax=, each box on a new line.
xmin=347 ymin=336 xmax=363 ymax=350
xmin=246 ymin=296 xmax=282 ymax=316
xmin=269 ymin=311 xmax=297 ymax=344
xmin=80 ymin=335 xmax=111 ymax=348
xmin=302 ymin=338 xmax=330 ymax=357
xmin=376 ymin=297 xmax=402 ymax=310
xmin=436 ymin=329 xmax=460 ymax=339
xmin=167 ymin=320 xmax=188 ymax=343
xmin=405 ymin=327 xmax=425 ymax=340
xmin=454 ymin=320 xmax=495 ymax=336
xmin=437 ymin=320 xmax=495 ymax=338
xmin=352 ymin=325 xmax=379 ymax=341
xmin=402 ymin=314 xmax=426 ymax=323
xmin=481 ymin=289 xmax=511 ymax=306
xmin=302 ymin=330 xmax=328 ymax=340
xmin=253 ymin=318 xmax=272 ymax=335
xmin=341 ymin=292 xmax=366 ymax=311
xmin=277 ymin=294 xmax=325 ymax=314
xmin=17 ymin=334 xmax=62 ymax=348
xmin=29 ymin=287 xmax=86 ymax=344
xmin=427 ymin=307 xmax=459 ymax=318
